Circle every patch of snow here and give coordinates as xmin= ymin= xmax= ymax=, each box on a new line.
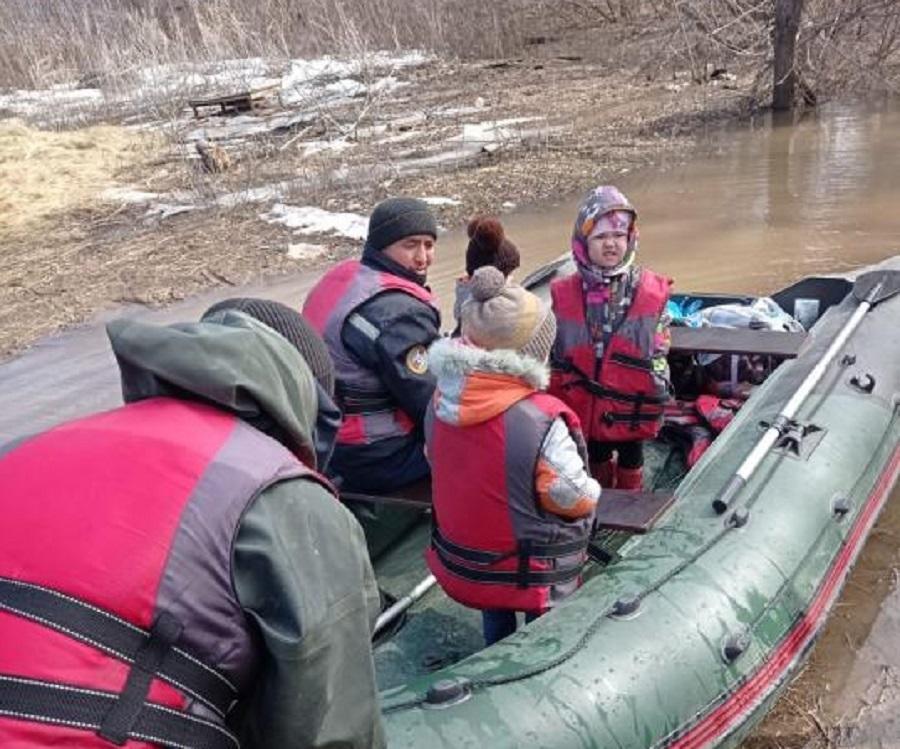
xmin=451 ymin=117 xmax=544 ymax=144
xmin=400 ymin=147 xmax=478 ymax=169
xmin=302 ymin=139 xmax=354 ymax=157
xmin=135 ymin=58 xmax=274 ymax=95
xmin=281 ymin=51 xmax=427 ymax=106
xmin=0 ymin=86 xmax=103 ymax=119
xmin=185 ymin=111 xmax=316 ymax=144
xmin=145 ymin=203 xmax=196 ymax=219
xmin=261 ymin=203 xmax=367 ymax=240
xmin=370 ymin=76 xmax=407 ymax=95
xmin=372 ymin=129 xmax=422 ymax=146
xmin=421 ymin=197 xmax=461 ymax=206
xmin=282 ymin=58 xmax=356 ymax=90
xmin=287 ymin=242 xmax=327 ymax=260
xmin=432 ymin=105 xmax=489 ymax=118
xmin=2 ymin=50 xmax=429 ymax=126
xmin=324 ymin=78 xmax=368 ymax=99
xmin=215 ymin=184 xmax=289 ymax=208
xmin=101 ymin=187 xmax=159 ymax=204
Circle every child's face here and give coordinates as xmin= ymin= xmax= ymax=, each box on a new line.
xmin=587 ymin=231 xmax=628 ymax=269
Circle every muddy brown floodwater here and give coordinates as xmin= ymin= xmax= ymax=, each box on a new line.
xmin=1 ymin=100 xmax=899 ymax=744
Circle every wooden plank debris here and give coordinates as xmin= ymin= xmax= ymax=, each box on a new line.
xmin=189 ymin=82 xmax=280 ymax=118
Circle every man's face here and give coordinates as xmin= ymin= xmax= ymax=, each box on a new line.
xmin=382 ymin=234 xmax=436 ymax=276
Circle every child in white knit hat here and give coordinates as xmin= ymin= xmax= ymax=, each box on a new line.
xmin=425 ymin=267 xmax=600 ymax=646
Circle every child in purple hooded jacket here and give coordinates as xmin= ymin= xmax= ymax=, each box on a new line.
xmin=548 ymin=186 xmax=672 ymax=490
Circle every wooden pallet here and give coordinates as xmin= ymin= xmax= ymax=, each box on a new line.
xmin=188 ymin=82 xmax=280 ymax=118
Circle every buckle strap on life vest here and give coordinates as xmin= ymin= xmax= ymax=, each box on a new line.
xmin=431 ymin=528 xmax=586 ymax=589
xmin=0 ymin=674 xmax=238 ymax=749
xmin=336 ymin=384 xmax=398 ymax=414
xmin=553 ymin=358 xmax=668 ymax=406
xmin=431 ymin=527 xmax=587 ymax=564
xmin=0 ymin=577 xmax=236 ymax=717
xmin=98 ymin=611 xmax=182 ymax=745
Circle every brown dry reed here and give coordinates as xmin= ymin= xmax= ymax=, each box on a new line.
xmin=0 ymin=0 xmax=539 ymax=90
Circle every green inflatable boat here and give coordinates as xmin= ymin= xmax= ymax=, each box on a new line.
xmin=357 ymin=256 xmax=900 ymax=749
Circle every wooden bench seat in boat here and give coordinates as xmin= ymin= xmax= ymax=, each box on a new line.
xmin=670 ymin=326 xmax=806 ymax=358
xmin=592 ymin=489 xmax=675 ymax=534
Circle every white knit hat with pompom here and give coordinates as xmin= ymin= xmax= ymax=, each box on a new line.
xmin=460 ymin=266 xmax=557 ymax=363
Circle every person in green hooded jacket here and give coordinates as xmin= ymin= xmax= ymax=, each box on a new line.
xmin=0 ymin=298 xmax=384 ymax=749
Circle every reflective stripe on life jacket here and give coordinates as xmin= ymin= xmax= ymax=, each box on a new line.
xmin=0 ymin=398 xmax=332 ymax=749
xmin=303 ymin=259 xmax=438 ymax=446
xmin=425 ymin=393 xmax=593 ymax=613
xmin=549 ymin=269 xmax=671 ymax=442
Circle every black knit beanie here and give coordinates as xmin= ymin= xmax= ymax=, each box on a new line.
xmin=202 ymin=297 xmax=335 ymax=397
xmin=365 ymin=197 xmax=438 ymax=253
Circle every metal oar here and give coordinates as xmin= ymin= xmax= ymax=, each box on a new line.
xmin=712 ymin=269 xmax=900 ymax=516
xmin=374 ymin=574 xmax=437 ymax=636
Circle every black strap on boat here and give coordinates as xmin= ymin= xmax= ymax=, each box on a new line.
xmin=0 ymin=675 xmax=238 ymax=749
xmin=431 ymin=528 xmax=586 ymax=588
xmin=0 ymin=577 xmax=236 ymax=717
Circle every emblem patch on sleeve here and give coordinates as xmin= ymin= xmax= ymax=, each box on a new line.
xmin=405 ymin=345 xmax=429 ymax=375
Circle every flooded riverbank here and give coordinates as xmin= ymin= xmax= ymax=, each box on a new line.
xmin=428 ymin=99 xmax=900 ymax=307
xmin=1 ymin=98 xmax=898 ymax=746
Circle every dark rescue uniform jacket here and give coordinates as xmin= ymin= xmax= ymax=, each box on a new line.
xmin=308 ymin=247 xmax=441 ymax=492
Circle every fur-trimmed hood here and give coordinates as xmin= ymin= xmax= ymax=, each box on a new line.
xmin=428 ymin=337 xmax=550 ymax=426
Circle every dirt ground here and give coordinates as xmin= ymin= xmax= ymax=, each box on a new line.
xmin=0 ymin=27 xmax=753 ymax=360
xmin=744 ymin=488 xmax=900 ymax=749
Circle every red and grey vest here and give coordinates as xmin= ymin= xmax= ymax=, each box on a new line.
xmin=549 ymin=269 xmax=671 ymax=442
xmin=0 ymin=398 xmax=333 ymax=749
xmin=425 ymin=394 xmax=593 ymax=613
xmin=303 ymin=259 xmax=438 ymax=446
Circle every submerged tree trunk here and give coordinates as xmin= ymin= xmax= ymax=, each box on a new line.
xmin=772 ymin=0 xmax=806 ymax=110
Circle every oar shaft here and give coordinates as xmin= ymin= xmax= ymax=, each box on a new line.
xmin=374 ymin=574 xmax=437 ymax=636
xmin=777 ymin=300 xmax=871 ymax=423
xmin=714 ymin=298 xmax=872 ymax=515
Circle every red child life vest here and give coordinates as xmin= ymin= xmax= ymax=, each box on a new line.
xmin=549 ymin=269 xmax=671 ymax=442
xmin=0 ymin=398 xmax=332 ymax=749
xmin=425 ymin=392 xmax=593 ymax=614
xmin=303 ymin=259 xmax=438 ymax=446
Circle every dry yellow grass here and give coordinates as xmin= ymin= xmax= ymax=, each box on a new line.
xmin=0 ymin=120 xmax=158 ymax=234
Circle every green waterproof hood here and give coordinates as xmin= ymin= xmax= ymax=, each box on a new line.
xmin=106 ymin=310 xmax=319 ymax=466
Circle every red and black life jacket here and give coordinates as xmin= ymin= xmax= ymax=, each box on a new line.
xmin=425 ymin=393 xmax=593 ymax=613
xmin=303 ymin=259 xmax=438 ymax=446
xmin=0 ymin=398 xmax=332 ymax=749
xmin=549 ymin=269 xmax=671 ymax=442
